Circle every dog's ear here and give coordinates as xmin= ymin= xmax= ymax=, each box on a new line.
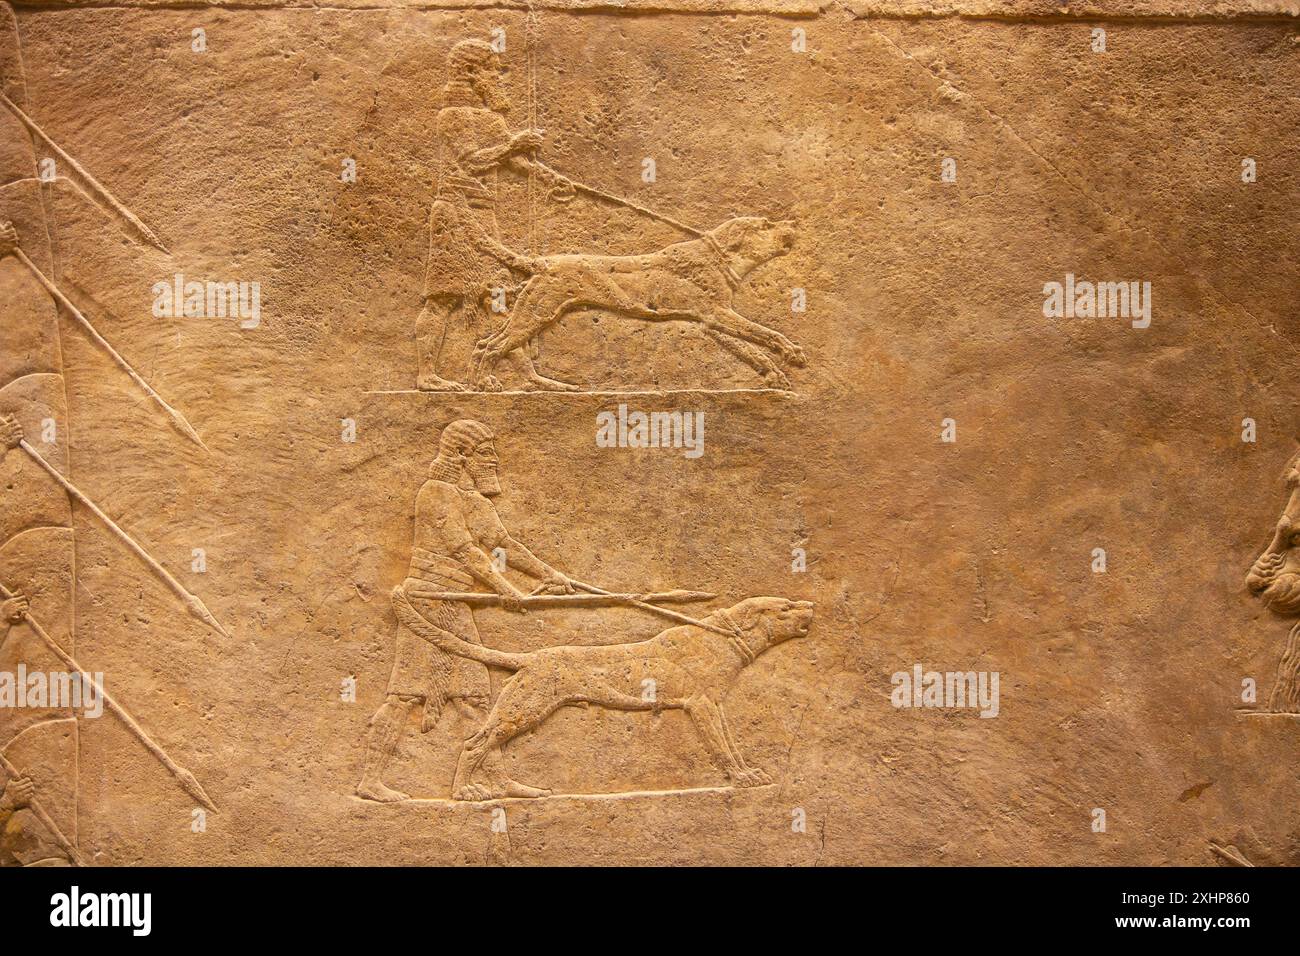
xmin=723 ymin=222 xmax=752 ymax=251
xmin=729 ymin=599 xmax=765 ymax=630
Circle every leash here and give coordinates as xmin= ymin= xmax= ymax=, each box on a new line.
xmin=561 ymin=578 xmax=758 ymax=662
xmin=532 ymin=163 xmax=746 ymax=288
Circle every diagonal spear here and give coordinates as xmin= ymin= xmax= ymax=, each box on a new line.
xmin=0 ymin=748 xmax=87 ymax=865
xmin=15 ymin=438 xmax=230 ymax=639
xmin=566 ymin=578 xmax=737 ymax=637
xmin=1 ymin=225 xmax=207 ymax=451
xmin=0 ymin=580 xmax=218 ymax=812
xmin=417 ymin=581 xmax=735 ymax=637
xmin=1 ymin=93 xmax=170 ymax=254
xmin=406 ymin=590 xmax=716 ymax=609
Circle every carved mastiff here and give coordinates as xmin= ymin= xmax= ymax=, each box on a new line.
xmin=394 ymin=589 xmax=814 ymax=798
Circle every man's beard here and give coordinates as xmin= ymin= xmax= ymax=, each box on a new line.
xmin=468 ymin=465 xmax=501 ymax=496
xmin=476 ymin=80 xmax=511 ymax=114
xmin=1263 ymin=572 xmax=1300 ymax=614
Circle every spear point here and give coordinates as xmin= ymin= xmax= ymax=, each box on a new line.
xmin=177 ymin=768 xmax=219 ymax=813
xmin=186 ymin=595 xmax=230 ymax=639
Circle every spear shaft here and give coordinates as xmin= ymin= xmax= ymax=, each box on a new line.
xmin=567 ymin=578 xmax=734 ymax=637
xmin=17 ymin=439 xmax=229 ymax=639
xmin=1 ymin=92 xmax=169 ymax=254
xmin=406 ymin=590 xmax=715 ymax=608
xmin=0 ymin=580 xmax=218 ymax=812
xmin=11 ymin=247 xmax=207 ymax=451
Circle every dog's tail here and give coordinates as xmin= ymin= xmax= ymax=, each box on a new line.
xmin=391 ymin=586 xmax=530 ymax=671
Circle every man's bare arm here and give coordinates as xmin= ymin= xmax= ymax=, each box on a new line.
xmin=499 ymin=536 xmax=575 ymax=594
xmin=418 ymin=482 xmax=528 ymax=608
xmin=466 ymin=228 xmax=543 ymax=275
xmin=459 ymin=129 xmax=544 ymax=175
xmin=451 ymin=540 xmax=529 ymax=607
xmin=506 ymin=157 xmax=574 ymax=197
xmin=473 ymin=505 xmax=572 ymax=594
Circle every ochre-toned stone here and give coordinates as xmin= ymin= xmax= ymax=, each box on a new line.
xmin=0 ymin=0 xmax=1297 ymax=867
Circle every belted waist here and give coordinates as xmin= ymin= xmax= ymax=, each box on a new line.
xmin=436 ymin=174 xmax=493 ymax=207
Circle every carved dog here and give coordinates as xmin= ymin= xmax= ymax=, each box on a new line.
xmin=473 ymin=216 xmax=806 ymax=389
xmin=392 ymin=588 xmax=814 ymax=800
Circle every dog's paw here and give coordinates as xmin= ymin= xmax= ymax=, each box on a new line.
xmin=782 ymin=342 xmax=808 ymax=368
xmin=478 ymin=375 xmax=504 ymax=393
xmin=453 ymin=783 xmax=496 ymax=802
xmin=761 ymin=368 xmax=792 ymax=391
xmin=730 ymin=767 xmax=772 ymax=788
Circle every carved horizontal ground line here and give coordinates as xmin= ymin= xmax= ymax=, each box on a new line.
xmin=9 ymin=0 xmax=1300 ymax=21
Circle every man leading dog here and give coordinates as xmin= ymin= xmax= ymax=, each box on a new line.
xmin=416 ymin=39 xmax=575 ymax=393
xmin=356 ymin=419 xmax=576 ymax=802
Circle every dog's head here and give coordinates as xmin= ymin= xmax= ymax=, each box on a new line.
xmin=707 ymin=217 xmax=797 ymax=279
xmin=719 ymin=596 xmax=814 ymax=656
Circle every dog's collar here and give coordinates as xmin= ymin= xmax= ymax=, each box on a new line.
xmin=714 ymin=610 xmax=757 ymax=665
xmin=702 ymin=233 xmax=745 ymax=290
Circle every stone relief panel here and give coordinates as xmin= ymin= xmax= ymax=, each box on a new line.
xmin=0 ymin=1 xmax=1296 ymax=866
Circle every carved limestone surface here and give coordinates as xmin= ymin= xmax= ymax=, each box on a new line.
xmin=1 ymin=0 xmax=1298 ymax=867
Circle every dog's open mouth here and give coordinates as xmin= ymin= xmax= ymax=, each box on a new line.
xmin=774 ymin=221 xmax=798 ymax=251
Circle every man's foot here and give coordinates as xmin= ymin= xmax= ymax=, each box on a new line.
xmin=522 ymin=373 xmax=580 ymax=393
xmin=416 ymin=374 xmax=470 ymax=392
xmin=355 ymin=778 xmax=410 ymax=803
xmin=503 ymin=779 xmax=551 ymax=799
xmin=451 ymin=779 xmax=549 ymax=801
